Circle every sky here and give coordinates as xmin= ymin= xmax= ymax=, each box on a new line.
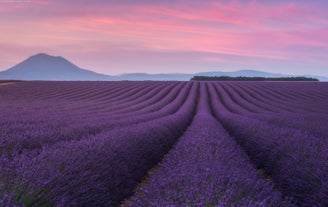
xmin=0 ymin=0 xmax=328 ymax=76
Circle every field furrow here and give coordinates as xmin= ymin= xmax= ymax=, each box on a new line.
xmin=208 ymin=82 xmax=328 ymax=207
xmin=0 ymin=82 xmax=198 ymax=207
xmin=123 ymin=83 xmax=293 ymax=207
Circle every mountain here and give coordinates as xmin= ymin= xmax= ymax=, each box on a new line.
xmin=1 ymin=54 xmax=327 ymax=81
xmin=0 ymin=53 xmax=112 ymax=81
xmin=114 ymin=73 xmax=192 ymax=81
xmin=302 ymin=74 xmax=328 ymax=82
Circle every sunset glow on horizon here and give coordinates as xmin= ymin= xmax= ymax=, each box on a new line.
xmin=1 ymin=0 xmax=328 ymax=76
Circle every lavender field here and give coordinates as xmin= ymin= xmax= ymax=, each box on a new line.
xmin=0 ymin=81 xmax=327 ymax=207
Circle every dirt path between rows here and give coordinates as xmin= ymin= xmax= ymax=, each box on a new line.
xmin=0 ymin=82 xmax=16 ymax=86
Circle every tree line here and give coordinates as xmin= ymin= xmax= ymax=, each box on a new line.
xmin=191 ymin=76 xmax=319 ymax=81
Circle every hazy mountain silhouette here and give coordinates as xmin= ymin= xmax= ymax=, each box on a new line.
xmin=0 ymin=54 xmax=327 ymax=81
xmin=195 ymin=70 xmax=287 ymax=78
xmin=115 ymin=73 xmax=192 ymax=81
xmin=0 ymin=53 xmax=112 ymax=81
xmin=116 ymin=70 xmax=328 ymax=81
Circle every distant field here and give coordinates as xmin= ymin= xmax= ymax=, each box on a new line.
xmin=0 ymin=81 xmax=327 ymax=207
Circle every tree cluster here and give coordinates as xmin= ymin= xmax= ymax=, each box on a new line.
xmin=191 ymin=76 xmax=319 ymax=81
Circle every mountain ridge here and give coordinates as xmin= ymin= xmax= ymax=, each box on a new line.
xmin=0 ymin=53 xmax=327 ymax=81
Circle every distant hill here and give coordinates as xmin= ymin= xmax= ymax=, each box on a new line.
xmin=1 ymin=54 xmax=327 ymax=81
xmin=116 ymin=70 xmax=328 ymax=81
xmin=0 ymin=53 xmax=112 ymax=81
xmin=195 ymin=70 xmax=287 ymax=78
xmin=114 ymin=73 xmax=192 ymax=81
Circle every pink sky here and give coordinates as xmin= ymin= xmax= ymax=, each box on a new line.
xmin=1 ymin=0 xmax=328 ymax=76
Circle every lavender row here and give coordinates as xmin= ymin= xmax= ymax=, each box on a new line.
xmin=232 ymin=83 xmax=313 ymax=113
xmin=0 ymin=81 xmax=153 ymax=102
xmin=0 ymin=82 xmax=198 ymax=206
xmin=215 ymin=82 xmax=328 ymax=138
xmin=35 ymin=81 xmax=175 ymax=118
xmin=70 ymin=82 xmax=181 ymax=116
xmin=123 ymin=83 xmax=293 ymax=206
xmin=218 ymin=82 xmax=276 ymax=114
xmin=124 ymin=114 xmax=294 ymax=207
xmin=211 ymin=82 xmax=255 ymax=115
xmin=0 ymin=82 xmax=191 ymax=158
xmin=229 ymin=82 xmax=328 ymax=113
xmin=230 ymin=82 xmax=328 ymax=137
xmin=208 ymin=83 xmax=328 ymax=206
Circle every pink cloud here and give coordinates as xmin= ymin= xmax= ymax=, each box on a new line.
xmin=1 ymin=1 xmax=328 ymax=75
xmin=131 ymin=1 xmax=327 ymax=30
